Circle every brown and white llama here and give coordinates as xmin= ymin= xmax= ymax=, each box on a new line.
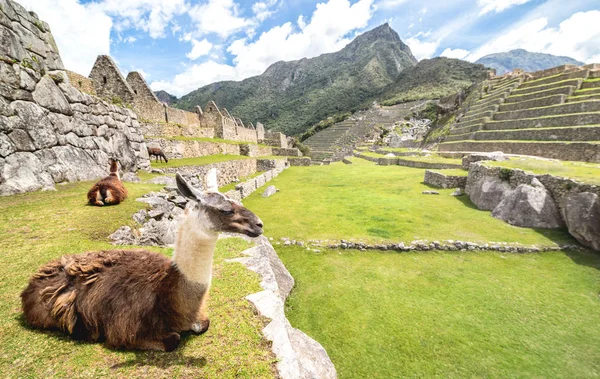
xmin=87 ymin=159 xmax=128 ymax=206
xmin=147 ymin=146 xmax=168 ymax=163
xmin=21 ymin=169 xmax=263 ymax=351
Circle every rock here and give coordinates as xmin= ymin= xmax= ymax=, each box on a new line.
xmin=0 ymin=151 xmax=55 ymax=195
xmin=492 ymin=180 xmax=563 ymax=229
xmin=139 ymin=218 xmax=179 ymax=246
xmin=451 ymin=188 xmax=464 ymax=196
xmin=342 ymin=158 xmax=352 ymax=164
xmin=422 ymin=190 xmax=439 ymax=195
xmin=109 ymin=225 xmax=138 ymax=245
xmin=150 ymin=168 xmax=164 ymax=174
xmin=32 ymin=75 xmax=72 ymax=115
xmin=132 ymin=209 xmax=147 ymax=224
xmin=148 ymin=209 xmax=165 ymax=220
xmin=562 ymin=192 xmax=600 ymax=251
xmin=121 ymin=172 xmax=140 ymax=183
xmin=262 ymin=185 xmax=278 ymax=198
xmin=468 ymin=175 xmax=512 ymax=211
xmin=8 ymin=129 xmax=35 ymax=151
xmin=147 ymin=175 xmax=175 ymax=186
xmin=0 ymin=133 xmax=15 ymax=157
xmin=171 ymin=195 xmax=187 ymax=207
xmin=385 ymin=153 xmax=395 ymax=157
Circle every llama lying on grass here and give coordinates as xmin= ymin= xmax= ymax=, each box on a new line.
xmin=87 ymin=159 xmax=127 ymax=206
xmin=147 ymin=146 xmax=168 ymax=163
xmin=21 ymin=169 xmax=264 ymax=351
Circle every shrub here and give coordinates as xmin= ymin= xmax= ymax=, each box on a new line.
xmin=499 ymin=168 xmax=513 ymax=181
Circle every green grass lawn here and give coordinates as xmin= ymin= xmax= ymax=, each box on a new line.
xmin=151 ymin=154 xmax=250 ymax=169
xmin=360 ymin=151 xmax=462 ymax=165
xmin=244 ymin=158 xmax=573 ymax=246
xmin=486 ymin=157 xmax=600 ymax=185
xmin=0 ymin=182 xmax=275 ymax=378
xmin=279 ymin=245 xmax=600 ymax=378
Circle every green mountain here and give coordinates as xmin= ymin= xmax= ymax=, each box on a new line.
xmin=174 ymin=23 xmax=418 ymax=135
xmin=381 ymin=57 xmax=489 ymax=105
xmin=475 ymin=49 xmax=584 ymax=75
xmin=155 ymin=90 xmax=177 ymax=105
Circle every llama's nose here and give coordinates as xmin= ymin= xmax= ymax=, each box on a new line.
xmin=256 ymin=221 xmax=263 ymax=229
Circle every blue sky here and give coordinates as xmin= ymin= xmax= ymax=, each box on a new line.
xmin=18 ymin=0 xmax=600 ymax=96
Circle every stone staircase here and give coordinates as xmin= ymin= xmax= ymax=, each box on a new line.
xmin=439 ymin=64 xmax=600 ymax=162
xmin=304 ymin=101 xmax=429 ymax=163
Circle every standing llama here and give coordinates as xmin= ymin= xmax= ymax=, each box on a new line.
xmin=147 ymin=146 xmax=168 ymax=163
xmin=21 ymin=169 xmax=263 ymax=352
xmin=87 ymin=159 xmax=127 ymax=206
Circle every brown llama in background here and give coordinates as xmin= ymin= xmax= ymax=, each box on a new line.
xmin=21 ymin=169 xmax=264 ymax=352
xmin=86 ymin=159 xmax=127 ymax=206
xmin=147 ymin=146 xmax=168 ymax=163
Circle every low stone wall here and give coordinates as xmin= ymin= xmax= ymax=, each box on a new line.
xmin=234 ymin=126 xmax=258 ymax=143
xmin=354 ymin=153 xmax=462 ymax=169
xmin=162 ymin=159 xmax=257 ymax=188
xmin=288 ymin=157 xmax=311 ymax=166
xmin=424 ymin=170 xmax=467 ymax=188
xmin=258 ymin=158 xmax=289 ymax=172
xmin=465 ymin=162 xmax=600 ymax=213
xmin=272 ymin=147 xmax=301 ymax=157
xmin=140 ymin=122 xmax=215 ymax=139
xmin=263 ymin=132 xmax=288 ymax=148
xmin=224 ymin=166 xmax=286 ymax=201
xmin=133 ymin=99 xmax=165 ymax=124
xmin=439 ymin=141 xmax=600 ymax=163
xmin=146 ymin=138 xmax=241 ymax=159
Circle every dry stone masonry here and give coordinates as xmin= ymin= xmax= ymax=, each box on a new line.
xmin=0 ymin=0 xmax=149 ymax=196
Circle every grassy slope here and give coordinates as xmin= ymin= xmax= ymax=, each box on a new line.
xmin=0 ymin=181 xmax=275 ymax=378
xmin=279 ymin=245 xmax=600 ymax=379
xmin=243 ymin=158 xmax=573 ymax=245
xmin=486 ymin=157 xmax=600 ymax=185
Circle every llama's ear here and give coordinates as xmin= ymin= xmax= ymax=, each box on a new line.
xmin=176 ymin=173 xmax=201 ymax=201
xmin=205 ymin=168 xmax=219 ymax=192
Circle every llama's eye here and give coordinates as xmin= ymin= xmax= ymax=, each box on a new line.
xmin=220 ymin=210 xmax=234 ymax=216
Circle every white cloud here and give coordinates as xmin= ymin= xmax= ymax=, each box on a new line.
xmin=153 ymin=0 xmax=375 ymax=96
xmin=123 ymin=36 xmax=137 ymax=44
xmin=92 ymin=0 xmax=187 ymax=39
xmin=253 ymin=0 xmax=279 ymax=22
xmin=477 ymin=0 xmax=532 ymax=16
xmin=440 ymin=48 xmax=470 ymax=59
xmin=376 ymin=0 xmax=408 ymax=9
xmin=405 ymin=33 xmax=438 ymax=60
xmin=186 ymin=38 xmax=213 ymax=60
xmin=189 ymin=0 xmax=253 ymax=39
xmin=18 ymin=0 xmax=112 ymax=76
xmin=133 ymin=68 xmax=150 ymax=78
xmin=466 ymin=11 xmax=600 ymax=63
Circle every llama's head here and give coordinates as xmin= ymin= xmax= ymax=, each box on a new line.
xmin=176 ymin=169 xmax=264 ymax=237
xmin=109 ymin=159 xmax=120 ymax=180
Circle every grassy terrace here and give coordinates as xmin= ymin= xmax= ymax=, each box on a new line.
xmin=219 ymin=171 xmax=266 ymax=193
xmin=279 ymin=245 xmax=600 ymax=378
xmin=146 ymin=135 xmax=271 ymax=148
xmin=151 ymin=154 xmax=250 ymax=169
xmin=486 ymin=157 xmax=600 ymax=185
xmin=0 ymin=181 xmax=275 ymax=378
xmin=244 ymin=158 xmax=572 ymax=245
xmin=359 ymin=151 xmax=462 ymax=165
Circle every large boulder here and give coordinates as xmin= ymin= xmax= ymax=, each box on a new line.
xmin=561 ymin=192 xmax=600 ymax=251
xmin=0 ymin=152 xmax=55 ymax=195
xmin=32 ymin=75 xmax=72 ymax=115
xmin=467 ymin=175 xmax=512 ymax=211
xmin=491 ymin=179 xmax=563 ymax=229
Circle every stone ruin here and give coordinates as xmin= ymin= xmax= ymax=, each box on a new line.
xmin=0 ymin=0 xmax=149 ymax=196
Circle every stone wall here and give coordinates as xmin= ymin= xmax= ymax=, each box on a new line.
xmin=126 ymin=71 xmax=159 ymax=103
xmin=162 ymin=159 xmax=258 ymax=188
xmin=0 ymin=0 xmax=63 ymax=72
xmin=134 ymin=99 xmax=165 ymax=124
xmin=263 ymin=132 xmax=288 ymax=148
xmin=65 ymin=70 xmax=96 ymax=96
xmin=424 ymin=170 xmax=467 ymax=188
xmin=140 ymin=122 xmax=215 ymax=139
xmin=167 ymin=107 xmax=199 ymax=126
xmin=224 ymin=165 xmax=287 ymax=201
xmin=258 ymin=158 xmax=289 ymax=172
xmin=465 ymin=162 xmax=600 ymax=213
xmin=89 ymin=55 xmax=135 ymax=104
xmin=0 ymin=2 xmax=149 ymax=196
xmin=272 ymin=147 xmax=301 ymax=157
xmin=146 ymin=137 xmax=242 ymax=159
xmin=288 ymin=157 xmax=312 ymax=166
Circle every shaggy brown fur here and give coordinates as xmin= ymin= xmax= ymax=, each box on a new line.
xmin=21 ymin=249 xmax=207 ymax=351
xmin=87 ymin=160 xmax=127 ymax=206
xmin=147 ymin=147 xmax=168 ymax=163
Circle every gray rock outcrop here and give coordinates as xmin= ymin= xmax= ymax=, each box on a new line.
xmin=467 ymin=175 xmax=512 ymax=211
xmin=561 ymin=192 xmax=600 ymax=251
xmin=492 ymin=178 xmax=563 ymax=228
xmin=262 ymin=185 xmax=277 ymax=197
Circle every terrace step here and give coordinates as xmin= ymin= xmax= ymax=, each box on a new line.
xmin=511 ymin=79 xmax=583 ymax=96
xmin=460 ymin=110 xmax=494 ymax=123
xmin=573 ymin=87 xmax=600 ymax=96
xmin=569 ymin=94 xmax=600 ymax=102
xmin=464 ymin=125 xmax=600 ymax=142
xmin=467 ymin=98 xmax=504 ymax=114
xmin=582 ymin=80 xmax=600 ymax=89
xmin=448 ymin=123 xmax=483 ymax=136
xmin=455 ymin=117 xmax=488 ymax=130
xmin=504 ymin=85 xmax=575 ymax=103
xmin=519 ymin=70 xmax=589 ymax=89
xmin=438 ymin=140 xmax=600 ymax=162
xmin=483 ymin=112 xmax=600 ymax=130
xmin=493 ymin=100 xmax=600 ymax=121
xmin=499 ymin=94 xmax=565 ymax=112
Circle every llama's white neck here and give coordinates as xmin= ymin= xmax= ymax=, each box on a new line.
xmin=172 ymin=210 xmax=218 ymax=286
